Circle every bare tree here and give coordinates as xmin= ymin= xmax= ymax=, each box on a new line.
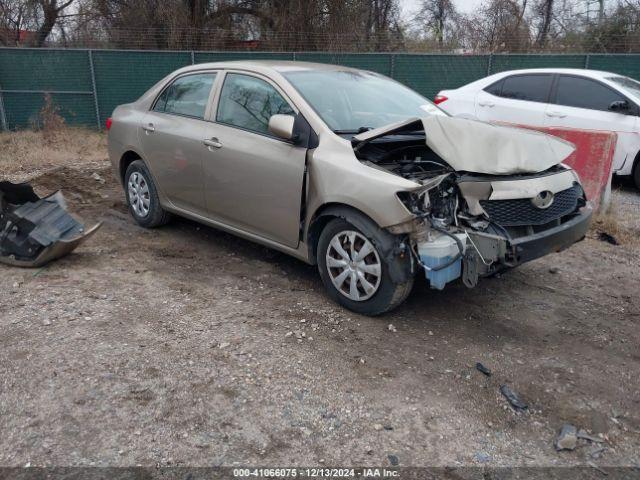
xmin=30 ymin=0 xmax=77 ymax=46
xmin=462 ymin=0 xmax=530 ymax=52
xmin=77 ymin=0 xmax=403 ymax=50
xmin=416 ymin=0 xmax=456 ymax=46
xmin=0 ymin=0 xmax=37 ymax=45
xmin=534 ymin=0 xmax=554 ymax=47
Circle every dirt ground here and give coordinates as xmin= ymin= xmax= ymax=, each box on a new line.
xmin=1 ymin=130 xmax=639 ymax=470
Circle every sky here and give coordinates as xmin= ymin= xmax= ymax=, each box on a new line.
xmin=399 ymin=0 xmax=486 ymax=20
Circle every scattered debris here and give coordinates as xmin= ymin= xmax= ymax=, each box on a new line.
xmin=500 ymin=384 xmax=528 ymax=411
xmin=0 ymin=181 xmax=100 ymax=268
xmin=597 ymin=231 xmax=619 ymax=246
xmin=218 ymin=342 xmax=230 ymax=349
xmin=474 ymin=452 xmax=491 ymax=463
xmin=387 ymin=324 xmax=397 ymax=332
xmin=590 ymin=412 xmax=610 ymax=434
xmin=577 ymin=429 xmax=605 ymax=443
xmin=590 ymin=447 xmax=606 ymax=459
xmin=387 ymin=454 xmax=399 ymax=466
xmin=91 ymin=172 xmax=105 ymax=184
xmin=285 ymin=331 xmax=293 ymax=338
xmin=475 ymin=362 xmax=492 ymax=376
xmin=555 ymin=424 xmax=578 ymax=451
xmin=587 ymin=461 xmax=608 ymax=476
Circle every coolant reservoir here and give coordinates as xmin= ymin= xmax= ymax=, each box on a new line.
xmin=418 ymin=232 xmax=467 ymax=290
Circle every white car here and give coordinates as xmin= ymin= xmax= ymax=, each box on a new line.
xmin=435 ymin=68 xmax=640 ymax=187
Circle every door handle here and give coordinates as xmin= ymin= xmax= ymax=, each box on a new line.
xmin=479 ymin=101 xmax=495 ymax=107
xmin=142 ymin=123 xmax=155 ymax=133
xmin=546 ymin=111 xmax=567 ymax=118
xmin=203 ymin=138 xmax=222 ymax=149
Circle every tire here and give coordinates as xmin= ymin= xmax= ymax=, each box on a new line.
xmin=317 ymin=217 xmax=414 ymax=316
xmin=633 ymin=161 xmax=640 ymax=190
xmin=124 ymin=160 xmax=171 ymax=228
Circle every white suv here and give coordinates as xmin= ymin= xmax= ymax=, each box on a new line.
xmin=436 ymin=68 xmax=640 ymax=187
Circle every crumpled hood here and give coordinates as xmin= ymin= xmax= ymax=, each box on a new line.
xmin=353 ymin=116 xmax=576 ymax=175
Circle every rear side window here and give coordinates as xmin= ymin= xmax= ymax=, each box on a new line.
xmin=153 ymin=73 xmax=216 ymax=119
xmin=555 ymin=76 xmax=625 ymax=111
xmin=500 ymin=74 xmax=553 ymax=103
xmin=216 ymin=73 xmax=295 ymax=135
xmin=484 ymin=79 xmax=504 ymax=96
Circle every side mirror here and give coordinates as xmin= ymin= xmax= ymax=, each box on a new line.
xmin=268 ymin=114 xmax=296 ymax=140
xmin=609 ymin=100 xmax=630 ymax=113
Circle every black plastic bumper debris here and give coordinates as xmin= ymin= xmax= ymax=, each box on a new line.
xmin=0 ymin=181 xmax=101 ymax=268
xmin=500 ymin=384 xmax=528 ymax=411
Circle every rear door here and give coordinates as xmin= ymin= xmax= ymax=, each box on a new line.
xmin=475 ymin=73 xmax=554 ymax=127
xmin=201 ymin=71 xmax=308 ymax=248
xmin=140 ymin=72 xmax=218 ymax=215
xmin=544 ymin=74 xmax=639 ymax=173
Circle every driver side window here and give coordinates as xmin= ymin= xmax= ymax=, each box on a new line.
xmin=216 ymin=73 xmax=295 ymax=135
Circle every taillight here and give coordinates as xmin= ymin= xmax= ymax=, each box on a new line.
xmin=105 ymin=117 xmax=112 ymax=130
xmin=434 ymin=94 xmax=448 ymax=105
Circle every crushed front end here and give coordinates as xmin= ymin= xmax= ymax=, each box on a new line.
xmin=352 ymin=116 xmax=593 ymax=290
xmin=398 ymin=168 xmax=592 ymax=289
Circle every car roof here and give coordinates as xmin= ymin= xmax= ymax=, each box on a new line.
xmin=175 ymin=60 xmax=368 ymax=75
xmin=489 ymin=68 xmax=623 ymax=80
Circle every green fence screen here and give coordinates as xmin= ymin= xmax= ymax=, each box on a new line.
xmin=1 ymin=48 xmax=639 ymax=130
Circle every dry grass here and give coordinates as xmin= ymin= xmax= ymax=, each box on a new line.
xmin=591 ymin=194 xmax=639 ymax=246
xmin=0 ymin=127 xmax=108 ymax=182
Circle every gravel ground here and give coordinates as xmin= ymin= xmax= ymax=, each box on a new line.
xmin=1 ymin=159 xmax=639 ymax=470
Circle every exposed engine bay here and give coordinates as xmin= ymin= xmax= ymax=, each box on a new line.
xmin=353 ymin=129 xmax=592 ymax=290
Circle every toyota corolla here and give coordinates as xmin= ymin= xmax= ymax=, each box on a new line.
xmin=107 ymin=61 xmax=592 ymax=315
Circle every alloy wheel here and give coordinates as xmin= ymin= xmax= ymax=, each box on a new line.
xmin=325 ymin=230 xmax=382 ymax=301
xmin=128 ymin=171 xmax=150 ymax=218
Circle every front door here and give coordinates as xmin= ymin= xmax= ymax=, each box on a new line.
xmin=139 ymin=72 xmax=217 ymax=215
xmin=543 ymin=74 xmax=640 ymax=173
xmin=202 ymin=72 xmax=307 ymax=248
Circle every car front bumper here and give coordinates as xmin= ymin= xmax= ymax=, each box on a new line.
xmin=508 ymin=204 xmax=593 ymax=265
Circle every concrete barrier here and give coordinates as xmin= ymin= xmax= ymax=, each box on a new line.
xmin=505 ymin=124 xmax=616 ymax=211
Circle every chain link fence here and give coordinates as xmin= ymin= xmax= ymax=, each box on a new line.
xmin=1 ymin=47 xmax=640 ymax=131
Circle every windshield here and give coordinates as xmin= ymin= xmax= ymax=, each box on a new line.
xmin=283 ymin=70 xmax=445 ymax=133
xmin=608 ymin=76 xmax=640 ymax=99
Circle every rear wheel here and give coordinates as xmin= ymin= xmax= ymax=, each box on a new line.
xmin=317 ymin=217 xmax=414 ymax=316
xmin=124 ymin=160 xmax=171 ymax=228
xmin=633 ymin=161 xmax=640 ymax=190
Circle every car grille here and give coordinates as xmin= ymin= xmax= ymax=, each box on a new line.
xmin=480 ymin=185 xmax=581 ymax=227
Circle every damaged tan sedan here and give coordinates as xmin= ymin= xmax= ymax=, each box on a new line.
xmin=107 ymin=61 xmax=592 ymax=315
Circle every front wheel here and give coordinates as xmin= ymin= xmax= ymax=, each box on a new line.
xmin=317 ymin=217 xmax=414 ymax=316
